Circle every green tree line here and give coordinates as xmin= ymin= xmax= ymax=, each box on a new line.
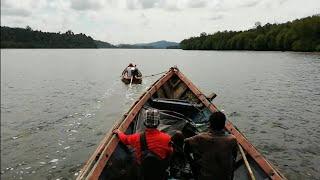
xmin=181 ymin=15 xmax=320 ymax=52
xmin=1 ymin=26 xmax=97 ymax=48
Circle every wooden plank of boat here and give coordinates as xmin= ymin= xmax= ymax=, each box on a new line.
xmin=121 ymin=75 xmax=142 ymax=84
xmin=77 ymin=67 xmax=286 ymax=180
xmin=77 ymin=70 xmax=175 ymax=180
xmin=174 ymin=69 xmax=286 ymax=180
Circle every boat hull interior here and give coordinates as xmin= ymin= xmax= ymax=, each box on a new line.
xmin=99 ymin=74 xmax=270 ymax=180
xmin=77 ymin=68 xmax=285 ymax=180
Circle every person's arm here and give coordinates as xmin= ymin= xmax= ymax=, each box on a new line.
xmin=183 ymin=135 xmax=201 ymax=159
xmin=184 ymin=136 xmax=200 ymax=177
xmin=184 ymin=135 xmax=199 ymax=148
xmin=232 ymin=143 xmax=238 ymax=161
xmin=231 ymin=138 xmax=238 ymax=180
xmin=113 ymin=129 xmax=137 ymax=146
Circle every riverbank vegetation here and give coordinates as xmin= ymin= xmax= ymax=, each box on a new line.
xmin=1 ymin=26 xmax=177 ymax=49
xmin=181 ymin=15 xmax=320 ymax=52
xmin=1 ymin=26 xmax=97 ymax=48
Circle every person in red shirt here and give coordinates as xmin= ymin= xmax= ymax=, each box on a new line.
xmin=113 ymin=109 xmax=173 ymax=180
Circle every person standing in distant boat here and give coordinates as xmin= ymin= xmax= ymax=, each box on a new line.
xmin=125 ymin=63 xmax=134 ymax=77
xmin=132 ymin=64 xmax=140 ymax=78
xmin=184 ymin=111 xmax=237 ymax=180
xmin=113 ymin=109 xmax=173 ymax=180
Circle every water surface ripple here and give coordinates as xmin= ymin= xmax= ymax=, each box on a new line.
xmin=1 ymin=49 xmax=319 ymax=180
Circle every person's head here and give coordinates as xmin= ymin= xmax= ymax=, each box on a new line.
xmin=144 ymin=109 xmax=160 ymax=128
xmin=209 ymin=111 xmax=226 ymax=131
xmin=128 ymin=63 xmax=133 ymax=67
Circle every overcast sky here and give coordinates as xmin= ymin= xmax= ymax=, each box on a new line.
xmin=1 ymin=0 xmax=319 ymax=44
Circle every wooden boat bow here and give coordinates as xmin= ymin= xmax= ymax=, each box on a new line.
xmin=77 ymin=67 xmax=286 ymax=180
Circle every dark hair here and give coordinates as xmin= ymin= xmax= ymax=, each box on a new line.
xmin=209 ymin=111 xmax=226 ymax=130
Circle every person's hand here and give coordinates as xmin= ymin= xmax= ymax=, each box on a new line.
xmin=113 ymin=129 xmax=121 ymax=135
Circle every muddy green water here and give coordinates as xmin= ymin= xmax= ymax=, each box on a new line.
xmin=1 ymin=49 xmax=320 ymax=180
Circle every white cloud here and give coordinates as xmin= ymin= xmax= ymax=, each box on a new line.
xmin=239 ymin=0 xmax=260 ymax=8
xmin=207 ymin=14 xmax=224 ymax=21
xmin=70 ymin=0 xmax=104 ymax=11
xmin=125 ymin=0 xmax=179 ymax=11
xmin=186 ymin=0 xmax=207 ymax=8
xmin=1 ymin=8 xmax=32 ymax=17
xmin=1 ymin=0 xmax=320 ymax=44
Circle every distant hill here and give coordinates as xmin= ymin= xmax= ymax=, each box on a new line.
xmin=118 ymin=40 xmax=180 ymax=49
xmin=134 ymin=40 xmax=180 ymax=49
xmin=94 ymin=40 xmax=116 ymax=48
xmin=0 ymin=26 xmax=180 ymax=49
xmin=117 ymin=44 xmax=154 ymax=49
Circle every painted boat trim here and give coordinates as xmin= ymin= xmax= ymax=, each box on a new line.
xmin=77 ymin=67 xmax=286 ymax=180
xmin=78 ymin=68 xmax=175 ymax=180
xmin=174 ymin=69 xmax=286 ymax=180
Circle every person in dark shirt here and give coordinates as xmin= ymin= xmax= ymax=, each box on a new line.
xmin=184 ymin=111 xmax=237 ymax=180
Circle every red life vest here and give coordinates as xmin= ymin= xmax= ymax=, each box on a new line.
xmin=117 ymin=128 xmax=173 ymax=164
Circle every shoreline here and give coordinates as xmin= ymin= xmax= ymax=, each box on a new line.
xmin=1 ymin=48 xmax=320 ymax=54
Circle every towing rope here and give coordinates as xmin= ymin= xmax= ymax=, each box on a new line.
xmin=143 ymin=71 xmax=167 ymax=78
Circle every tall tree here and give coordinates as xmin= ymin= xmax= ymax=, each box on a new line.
xmin=180 ymin=15 xmax=320 ymax=52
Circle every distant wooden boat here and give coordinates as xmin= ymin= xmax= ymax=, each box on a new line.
xmin=121 ymin=75 xmax=142 ymax=84
xmin=77 ymin=67 xmax=286 ymax=180
xmin=121 ymin=67 xmax=142 ymax=84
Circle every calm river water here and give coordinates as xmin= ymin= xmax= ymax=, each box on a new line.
xmin=1 ymin=49 xmax=320 ymax=180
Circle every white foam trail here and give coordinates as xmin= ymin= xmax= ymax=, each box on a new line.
xmin=49 ymin=159 xmax=59 ymax=163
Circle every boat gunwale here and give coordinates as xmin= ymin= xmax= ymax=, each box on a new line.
xmin=121 ymin=75 xmax=142 ymax=80
xmin=77 ymin=68 xmax=175 ymax=180
xmin=77 ymin=67 xmax=286 ymax=180
xmin=174 ymin=69 xmax=286 ymax=180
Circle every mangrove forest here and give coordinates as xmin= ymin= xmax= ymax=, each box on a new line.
xmin=180 ymin=15 xmax=320 ymax=52
xmin=1 ymin=26 xmax=100 ymax=48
